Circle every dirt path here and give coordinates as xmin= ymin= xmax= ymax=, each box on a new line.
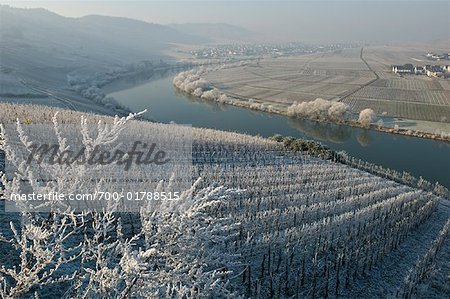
xmin=339 ymin=47 xmax=380 ymax=102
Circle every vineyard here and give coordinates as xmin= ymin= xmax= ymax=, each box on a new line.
xmin=343 ymin=97 xmax=450 ymax=123
xmin=0 ymin=103 xmax=449 ymax=298
xmin=341 ymin=79 xmax=450 ymax=123
xmin=342 ymin=47 xmax=450 ymax=123
xmin=200 ymin=46 xmax=450 ymax=126
xmin=344 ymin=86 xmax=449 ymax=106
xmin=193 ymin=145 xmax=449 ymax=298
xmin=204 ymin=48 xmax=376 ymax=104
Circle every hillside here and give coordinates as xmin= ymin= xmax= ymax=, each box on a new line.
xmin=0 ymin=5 xmax=198 ymax=115
xmin=0 ymin=102 xmax=449 ymax=298
xmin=0 ymin=6 xmax=261 ymax=117
xmin=0 ymin=5 xmax=205 ymax=65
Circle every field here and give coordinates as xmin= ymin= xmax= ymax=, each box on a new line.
xmin=1 ymin=103 xmax=449 ymax=298
xmin=342 ymin=46 xmax=450 ymax=123
xmin=205 ymin=48 xmax=376 ymax=104
xmin=204 ymin=45 xmax=450 ymax=125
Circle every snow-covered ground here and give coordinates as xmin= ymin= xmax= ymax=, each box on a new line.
xmin=0 ymin=103 xmax=449 ymax=298
xmin=341 ymin=199 xmax=450 ymax=298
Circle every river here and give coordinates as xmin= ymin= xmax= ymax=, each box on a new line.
xmin=108 ymin=71 xmax=450 ymax=188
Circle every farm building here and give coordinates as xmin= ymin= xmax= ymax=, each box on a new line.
xmin=414 ymin=66 xmax=425 ymax=75
xmin=426 ymin=53 xmax=448 ymax=61
xmin=425 ymin=65 xmax=445 ymax=77
xmin=392 ymin=64 xmax=414 ymax=74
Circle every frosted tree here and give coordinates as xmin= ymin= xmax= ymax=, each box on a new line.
xmin=358 ymin=108 xmax=375 ymax=127
xmin=0 ymin=111 xmax=144 ymax=297
xmin=287 ymin=98 xmax=349 ymax=122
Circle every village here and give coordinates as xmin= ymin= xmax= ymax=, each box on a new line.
xmin=392 ymin=52 xmax=450 ymax=78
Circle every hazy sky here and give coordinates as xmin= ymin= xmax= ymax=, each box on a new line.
xmin=1 ymin=1 xmax=449 ymax=42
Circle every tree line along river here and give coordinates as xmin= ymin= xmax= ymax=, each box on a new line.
xmin=107 ymin=71 xmax=450 ymax=189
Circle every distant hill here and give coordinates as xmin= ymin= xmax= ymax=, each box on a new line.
xmin=0 ymin=5 xmax=207 ymax=66
xmin=77 ymin=15 xmax=206 ymax=47
xmin=169 ymin=23 xmax=257 ymax=43
xmin=0 ymin=5 xmax=259 ymax=100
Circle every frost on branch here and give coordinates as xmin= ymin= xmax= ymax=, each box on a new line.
xmin=0 ymin=212 xmax=82 ymax=298
xmin=0 ymin=110 xmax=146 ymax=213
xmin=0 ymin=111 xmax=242 ymax=298
xmin=58 ymin=181 xmax=242 ymax=298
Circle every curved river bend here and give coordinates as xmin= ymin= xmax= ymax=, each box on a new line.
xmin=108 ymin=72 xmax=450 ymax=189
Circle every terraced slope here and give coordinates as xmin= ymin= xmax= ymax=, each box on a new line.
xmin=0 ymin=103 xmax=449 ymax=298
xmin=191 ymin=141 xmax=449 ymax=298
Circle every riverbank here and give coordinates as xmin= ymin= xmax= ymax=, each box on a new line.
xmin=2 ymin=102 xmax=449 ymax=299
xmin=175 ymin=88 xmax=450 ymax=143
xmin=182 ymin=47 xmax=450 ymax=143
xmin=108 ymin=72 xmax=450 ymax=188
xmin=1 ymin=101 xmax=448 ymax=199
xmin=269 ymin=134 xmax=449 ymax=199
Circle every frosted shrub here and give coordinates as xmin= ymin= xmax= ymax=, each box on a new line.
xmin=201 ymin=89 xmax=221 ymax=101
xmin=218 ymin=94 xmax=229 ymax=103
xmin=66 ymin=182 xmax=241 ymax=298
xmin=1 ymin=103 xmax=447 ymax=298
xmin=250 ymin=102 xmax=262 ymax=110
xmin=173 ymin=70 xmax=212 ymax=97
xmin=0 ymin=111 xmax=241 ymax=298
xmin=173 ymin=69 xmax=233 ymax=107
xmin=327 ymin=101 xmax=349 ymax=120
xmin=193 ymin=87 xmax=203 ymax=97
xmin=287 ymin=98 xmax=349 ymax=121
xmin=0 ymin=211 xmax=82 ymax=298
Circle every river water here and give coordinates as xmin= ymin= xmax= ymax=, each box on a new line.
xmin=108 ymin=71 xmax=450 ymax=188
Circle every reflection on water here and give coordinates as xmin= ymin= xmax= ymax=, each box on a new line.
xmin=173 ymin=89 xmax=229 ymax=113
xmin=356 ymin=131 xmax=372 ymax=147
xmin=103 ymin=68 xmax=173 ymax=94
xmin=108 ymin=72 xmax=450 ymax=188
xmin=287 ymin=118 xmax=352 ymax=143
